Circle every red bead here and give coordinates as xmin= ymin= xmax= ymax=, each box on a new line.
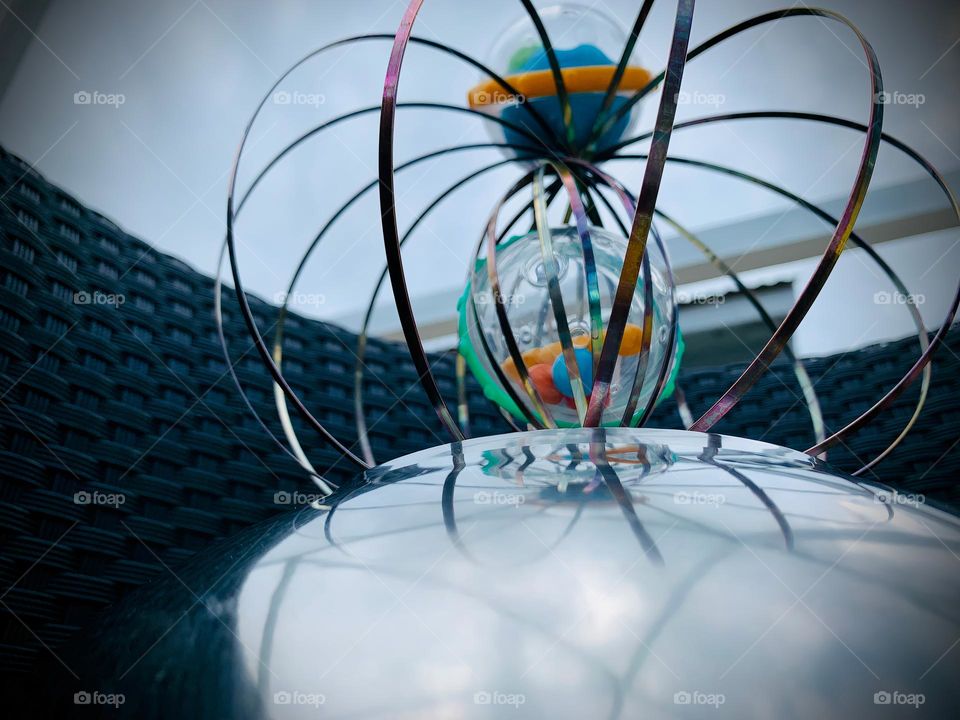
xmin=529 ymin=363 xmax=562 ymax=404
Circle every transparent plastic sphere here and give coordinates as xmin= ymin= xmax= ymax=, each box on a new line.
xmin=458 ymin=226 xmax=682 ymax=427
xmin=488 ymin=4 xmax=635 ymax=78
xmin=467 ymin=4 xmax=650 ymax=156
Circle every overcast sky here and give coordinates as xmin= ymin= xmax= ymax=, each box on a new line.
xmin=1 ymin=0 xmax=958 ymax=327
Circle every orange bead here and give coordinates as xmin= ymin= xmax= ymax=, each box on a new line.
xmin=573 ymin=332 xmax=604 ymax=349
xmin=529 ymin=363 xmax=563 ymax=404
xmin=541 ymin=342 xmax=562 ymax=363
xmin=500 ymin=356 xmax=520 ymax=382
xmin=522 ymin=347 xmax=547 ymax=367
xmin=618 ymin=323 xmax=644 ymax=356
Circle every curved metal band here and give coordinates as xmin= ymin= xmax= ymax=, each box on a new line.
xmin=352 ymin=157 xmax=523 ymax=463
xmin=585 ymin=0 xmax=656 ymax=154
xmin=558 ymin=165 xmax=662 ymax=426
xmin=380 ymin=0 xmax=464 ymax=440
xmin=467 ymin=180 xmax=567 ymax=432
xmin=225 ymin=30 xmax=573 ymax=468
xmin=223 ymin=142 xmax=540 ymax=477
xmin=680 ymin=15 xmax=884 ymax=433
xmin=565 ymin=164 xmax=671 ymax=427
xmin=224 ymin=97 xmax=547 ymax=471
xmin=531 ymin=164 xmax=595 ymax=421
xmin=519 ymin=0 xmax=575 ymax=149
xmin=483 ymin=173 xmax=558 ymax=427
xmin=607 ymin=152 xmax=935 ymax=473
xmin=602 ymin=109 xmax=955 ymax=464
xmin=455 ymin=180 xmax=566 ymax=436
xmin=653 ymin=208 xmax=826 ymax=448
xmin=584 ymin=0 xmax=695 ymax=427
xmin=213 ymin=243 xmax=333 ymax=493
xmin=589 ymin=8 xmax=881 ymax=151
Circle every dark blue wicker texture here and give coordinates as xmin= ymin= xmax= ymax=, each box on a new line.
xmin=0 ymin=146 xmax=957 ymax=681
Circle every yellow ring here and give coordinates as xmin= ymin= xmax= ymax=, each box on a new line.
xmin=467 ymin=65 xmax=652 ymax=109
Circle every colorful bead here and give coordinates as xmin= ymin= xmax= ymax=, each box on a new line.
xmin=551 ymin=347 xmax=593 ymax=398
xmin=528 ymin=363 xmax=562 ymax=404
xmin=619 ymin=323 xmax=643 ymax=356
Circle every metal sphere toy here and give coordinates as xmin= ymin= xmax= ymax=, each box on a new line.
xmin=219 ymin=0 xmax=958 ymax=484
xmin=209 ymin=1 xmax=960 ymax=716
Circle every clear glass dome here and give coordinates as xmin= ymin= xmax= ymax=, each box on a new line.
xmin=458 ymin=226 xmax=681 ymax=427
xmin=468 ymin=4 xmax=650 ymax=155
xmin=488 ymin=4 xmax=638 ymax=78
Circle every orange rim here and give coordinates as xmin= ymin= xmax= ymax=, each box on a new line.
xmin=468 ymin=65 xmax=652 ymax=108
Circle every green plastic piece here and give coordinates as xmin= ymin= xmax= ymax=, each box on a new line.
xmin=456 ymin=243 xmax=686 ymax=428
xmin=506 ymin=45 xmax=543 ymax=74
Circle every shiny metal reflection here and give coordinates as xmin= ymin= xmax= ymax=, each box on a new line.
xmin=233 ymin=429 xmax=960 ymax=719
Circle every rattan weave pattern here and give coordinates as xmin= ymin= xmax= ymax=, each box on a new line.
xmin=0 ymin=145 xmax=957 ymax=681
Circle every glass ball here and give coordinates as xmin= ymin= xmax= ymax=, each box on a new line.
xmin=467 ymin=4 xmax=650 ymax=156
xmin=458 ymin=226 xmax=683 ymax=427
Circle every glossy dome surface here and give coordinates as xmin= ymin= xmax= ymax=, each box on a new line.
xmin=238 ymin=429 xmax=959 ymax=718
xmin=62 ymin=429 xmax=960 ymax=718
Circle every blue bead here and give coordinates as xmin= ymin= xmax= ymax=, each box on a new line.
xmin=552 ymin=347 xmax=593 ymax=398
xmin=500 ymin=93 xmax=633 ymax=155
xmin=515 ymin=44 xmax=614 ymax=73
